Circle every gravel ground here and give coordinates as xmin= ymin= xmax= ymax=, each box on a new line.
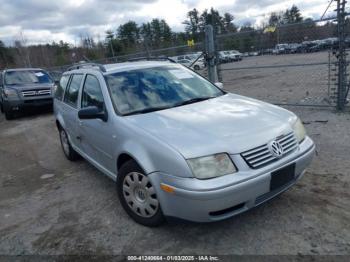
xmin=0 ymin=54 xmax=349 ymax=257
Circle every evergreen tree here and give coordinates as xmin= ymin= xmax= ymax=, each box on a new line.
xmin=183 ymin=8 xmax=201 ymax=39
xmin=283 ymin=5 xmax=303 ymax=24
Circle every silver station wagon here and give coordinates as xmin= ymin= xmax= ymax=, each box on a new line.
xmin=54 ymin=60 xmax=315 ymax=226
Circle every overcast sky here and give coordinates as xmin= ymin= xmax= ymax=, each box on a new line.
xmin=0 ymin=0 xmax=333 ymax=45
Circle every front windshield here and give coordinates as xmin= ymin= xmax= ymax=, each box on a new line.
xmin=105 ymin=65 xmax=224 ymax=115
xmin=5 ymin=70 xmax=52 ymax=85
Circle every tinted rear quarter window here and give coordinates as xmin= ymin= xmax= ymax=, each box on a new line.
xmin=64 ymin=74 xmax=83 ymax=108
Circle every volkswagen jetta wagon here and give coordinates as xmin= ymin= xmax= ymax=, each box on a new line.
xmin=54 ymin=60 xmax=315 ymax=226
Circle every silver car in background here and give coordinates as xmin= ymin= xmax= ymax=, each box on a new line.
xmin=54 ymin=61 xmax=315 ymax=226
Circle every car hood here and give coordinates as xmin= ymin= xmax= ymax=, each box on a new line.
xmin=125 ymin=94 xmax=296 ymax=159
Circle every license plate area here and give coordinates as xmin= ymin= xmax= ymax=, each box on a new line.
xmin=270 ymin=163 xmax=296 ymax=191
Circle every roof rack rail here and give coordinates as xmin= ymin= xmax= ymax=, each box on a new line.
xmin=67 ymin=62 xmax=106 ymax=72
xmin=127 ymin=56 xmax=176 ymax=63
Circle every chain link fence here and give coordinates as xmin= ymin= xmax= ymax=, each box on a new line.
xmin=215 ymin=17 xmax=343 ymax=108
xmin=45 ymin=1 xmax=350 ymax=110
xmin=46 ymin=41 xmax=209 ymax=81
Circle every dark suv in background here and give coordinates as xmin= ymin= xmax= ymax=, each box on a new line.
xmin=0 ymin=68 xmax=54 ymax=119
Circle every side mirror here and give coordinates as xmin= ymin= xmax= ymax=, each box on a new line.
xmin=215 ymin=82 xmax=224 ymax=89
xmin=78 ymin=106 xmax=108 ymax=122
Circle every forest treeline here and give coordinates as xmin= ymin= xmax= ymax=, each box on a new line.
xmin=0 ymin=5 xmax=341 ymax=69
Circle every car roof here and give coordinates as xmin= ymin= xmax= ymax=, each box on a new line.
xmin=64 ymin=61 xmax=180 ymax=75
xmin=4 ymin=68 xmax=44 ymax=72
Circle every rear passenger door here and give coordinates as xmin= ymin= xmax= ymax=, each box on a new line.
xmin=78 ymin=74 xmax=115 ymax=172
xmin=61 ymin=74 xmax=84 ymax=150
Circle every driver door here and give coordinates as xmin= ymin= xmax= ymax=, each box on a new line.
xmin=78 ymin=74 xmax=115 ymax=173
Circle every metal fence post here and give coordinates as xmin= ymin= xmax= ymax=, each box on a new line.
xmin=205 ymin=25 xmax=218 ymax=83
xmin=336 ymin=0 xmax=347 ymax=110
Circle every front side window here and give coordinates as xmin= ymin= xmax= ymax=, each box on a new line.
xmin=81 ymin=75 xmax=104 ymax=110
xmin=4 ymin=70 xmax=53 ymax=85
xmin=105 ymin=65 xmax=224 ymax=115
xmin=64 ymin=74 xmax=83 ymax=108
xmin=55 ymin=74 xmax=70 ymax=100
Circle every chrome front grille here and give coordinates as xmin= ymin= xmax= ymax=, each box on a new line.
xmin=22 ymin=89 xmax=51 ymax=97
xmin=241 ymin=132 xmax=298 ymax=169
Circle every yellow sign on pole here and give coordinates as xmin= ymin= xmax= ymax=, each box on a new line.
xmin=187 ymin=39 xmax=195 ymax=47
xmin=263 ymin=26 xmax=276 ymax=33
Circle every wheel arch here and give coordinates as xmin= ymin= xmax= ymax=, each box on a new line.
xmin=117 ymin=153 xmax=136 ymax=171
xmin=116 ymin=152 xmax=150 ymax=184
xmin=55 ymin=113 xmax=66 ymax=131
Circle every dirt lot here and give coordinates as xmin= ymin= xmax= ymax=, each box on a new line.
xmin=0 ymin=53 xmax=349 ymax=257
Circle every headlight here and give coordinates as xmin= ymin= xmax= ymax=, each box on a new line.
xmin=187 ymin=153 xmax=237 ymax=179
xmin=3 ymin=88 xmax=18 ymax=99
xmin=292 ymin=118 xmax=306 ymax=143
xmin=52 ymin=84 xmax=58 ymax=93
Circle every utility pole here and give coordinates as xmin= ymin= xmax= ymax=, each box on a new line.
xmin=110 ymin=40 xmax=115 ymax=58
xmin=144 ymin=36 xmax=152 ymax=58
xmin=335 ymin=0 xmax=347 ymax=110
xmin=205 ymin=25 xmax=218 ymax=83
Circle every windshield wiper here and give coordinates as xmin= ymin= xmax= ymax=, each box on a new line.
xmin=123 ymin=105 xmax=172 ymax=116
xmin=174 ymin=96 xmax=216 ymax=107
xmin=124 ymin=96 xmax=217 ymax=116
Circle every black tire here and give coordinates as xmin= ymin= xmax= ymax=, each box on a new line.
xmin=4 ymin=108 xmax=14 ymax=120
xmin=193 ymin=65 xmax=200 ymax=70
xmin=117 ymin=160 xmax=165 ymax=227
xmin=59 ymin=127 xmax=79 ymax=161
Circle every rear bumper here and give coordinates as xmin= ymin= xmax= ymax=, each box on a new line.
xmin=3 ymin=98 xmax=53 ymax=111
xmin=148 ymin=136 xmax=315 ymax=222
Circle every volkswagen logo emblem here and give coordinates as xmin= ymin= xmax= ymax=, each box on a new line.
xmin=268 ymin=140 xmax=284 ymax=158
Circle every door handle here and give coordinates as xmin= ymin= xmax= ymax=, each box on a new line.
xmin=79 ymin=121 xmax=83 ymax=126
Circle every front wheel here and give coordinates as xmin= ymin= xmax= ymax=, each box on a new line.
xmin=4 ymin=108 xmax=14 ymax=120
xmin=117 ymin=160 xmax=165 ymax=227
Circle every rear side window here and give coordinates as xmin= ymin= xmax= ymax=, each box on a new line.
xmin=64 ymin=74 xmax=83 ymax=108
xmin=81 ymin=75 xmax=104 ymax=110
xmin=55 ymin=74 xmax=69 ymax=100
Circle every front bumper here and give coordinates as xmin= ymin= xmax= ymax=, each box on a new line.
xmin=148 ymin=136 xmax=315 ymax=222
xmin=3 ymin=97 xmax=53 ymax=112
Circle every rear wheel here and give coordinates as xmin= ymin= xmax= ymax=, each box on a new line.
xmin=117 ymin=160 xmax=165 ymax=227
xmin=59 ymin=127 xmax=79 ymax=161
